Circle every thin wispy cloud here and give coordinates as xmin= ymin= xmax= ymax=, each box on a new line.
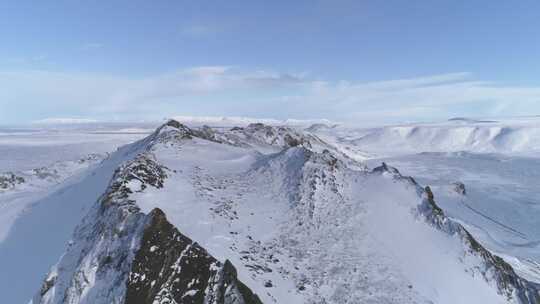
xmin=4 ymin=55 xmax=48 ymax=65
xmin=80 ymin=43 xmax=104 ymax=51
xmin=2 ymin=68 xmax=540 ymax=125
xmin=359 ymin=72 xmax=474 ymax=90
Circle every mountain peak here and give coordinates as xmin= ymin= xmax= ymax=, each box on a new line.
xmin=158 ymin=119 xmax=193 ymax=135
xmin=136 ymin=119 xmax=195 ymax=149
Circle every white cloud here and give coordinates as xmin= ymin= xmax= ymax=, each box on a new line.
xmin=1 ymin=68 xmax=540 ymax=125
xmin=32 ymin=117 xmax=99 ymax=124
xmin=296 ymin=74 xmax=540 ymax=123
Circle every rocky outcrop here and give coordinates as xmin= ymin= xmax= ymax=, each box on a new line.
xmin=191 ymin=122 xmax=322 ymax=150
xmin=0 ymin=172 xmax=25 ymax=190
xmin=234 ymin=123 xmax=314 ymax=148
xmin=126 ymin=208 xmax=262 ymax=304
xmin=304 ymin=123 xmax=337 ymax=133
xmin=452 ymin=181 xmax=467 ymax=195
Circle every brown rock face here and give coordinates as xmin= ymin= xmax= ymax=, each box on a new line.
xmin=125 ymin=208 xmax=263 ymax=304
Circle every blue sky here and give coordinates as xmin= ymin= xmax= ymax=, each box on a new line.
xmin=1 ymin=0 xmax=540 ymax=125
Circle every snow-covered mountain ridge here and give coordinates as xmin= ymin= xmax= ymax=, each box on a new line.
xmin=7 ymin=119 xmax=539 ymax=303
xmin=375 ymin=163 xmax=540 ymax=303
xmin=307 ymin=117 xmax=540 ymax=286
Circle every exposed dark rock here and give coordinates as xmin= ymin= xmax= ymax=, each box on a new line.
xmin=32 ymin=167 xmax=60 ymax=180
xmin=283 ymin=134 xmax=301 ymax=147
xmin=103 ymin=153 xmax=168 ymax=206
xmin=122 ymin=154 xmax=168 ymax=189
xmin=423 ymin=186 xmax=444 ymax=218
xmin=452 ymin=181 xmax=466 ymax=195
xmin=141 ymin=119 xmax=195 ymax=148
xmin=371 ymin=162 xmax=401 ymax=175
xmin=39 ymin=276 xmax=56 ymax=297
xmin=164 ymin=119 xmax=186 ymax=129
xmin=0 ymin=172 xmax=25 ymax=190
xmin=320 ymin=149 xmax=338 ymax=168
xmin=126 ymin=208 xmax=263 ymax=304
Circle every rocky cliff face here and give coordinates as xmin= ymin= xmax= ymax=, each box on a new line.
xmin=126 ymin=208 xmax=262 ymax=304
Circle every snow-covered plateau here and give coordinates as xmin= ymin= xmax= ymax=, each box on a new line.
xmin=1 ymin=117 xmax=540 ymax=303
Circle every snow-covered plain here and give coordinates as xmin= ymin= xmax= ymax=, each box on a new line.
xmin=0 ymin=124 xmax=152 ymax=171
xmin=1 ymin=117 xmax=540 ymax=303
xmin=0 ymin=125 xmax=150 ymax=303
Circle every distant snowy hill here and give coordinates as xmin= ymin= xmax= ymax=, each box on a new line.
xmin=308 ymin=117 xmax=540 ymax=157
